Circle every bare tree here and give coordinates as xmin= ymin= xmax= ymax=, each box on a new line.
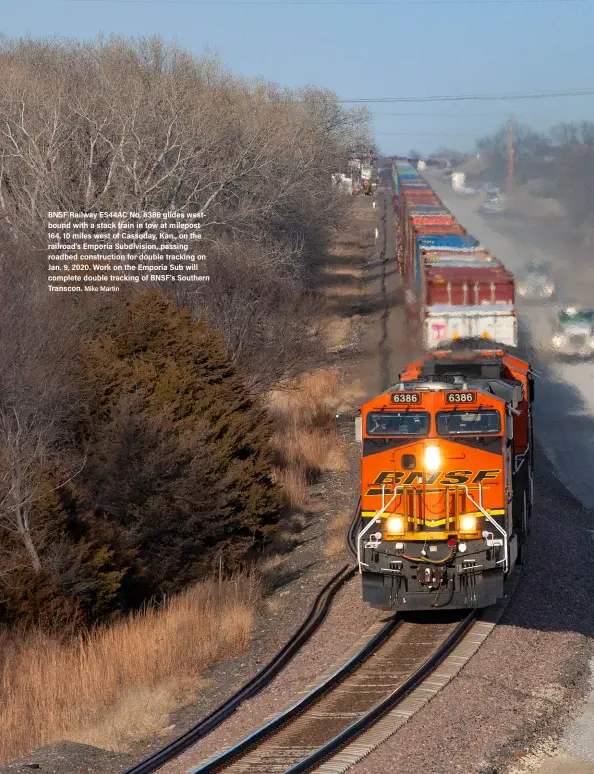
xmin=0 ymin=252 xmax=85 ymax=573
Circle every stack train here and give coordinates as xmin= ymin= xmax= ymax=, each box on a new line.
xmin=357 ymin=161 xmax=535 ymax=612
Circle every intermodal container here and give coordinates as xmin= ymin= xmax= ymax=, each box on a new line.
xmin=423 ymin=264 xmax=515 ymax=306
xmin=405 ymin=220 xmax=463 ymax=281
xmin=415 ymin=235 xmax=479 ymax=281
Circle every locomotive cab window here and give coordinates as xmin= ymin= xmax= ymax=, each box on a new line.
xmin=436 ymin=410 xmax=501 ymax=435
xmin=366 ymin=411 xmax=430 ymax=436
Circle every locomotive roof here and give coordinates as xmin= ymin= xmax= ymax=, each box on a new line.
xmin=387 ymin=377 xmax=523 ymax=409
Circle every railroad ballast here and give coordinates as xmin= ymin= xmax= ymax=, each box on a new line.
xmin=357 ymin=163 xmax=534 ymax=612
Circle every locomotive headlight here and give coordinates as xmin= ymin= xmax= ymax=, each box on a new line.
xmin=424 ymin=446 xmax=441 ymax=472
xmin=460 ymin=515 xmax=477 ymax=531
xmin=386 ymin=516 xmax=404 ymax=534
xmin=552 ymin=335 xmax=564 ymax=348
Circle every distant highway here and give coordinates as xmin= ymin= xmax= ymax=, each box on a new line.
xmin=426 ymin=170 xmax=594 ymax=509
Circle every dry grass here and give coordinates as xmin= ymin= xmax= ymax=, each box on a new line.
xmin=260 ymin=553 xmax=285 ymax=574
xmin=288 ymin=513 xmax=309 ymax=532
xmin=271 ymin=465 xmax=310 ymax=509
xmin=335 ymin=377 xmax=367 ymax=414
xmin=323 ymin=443 xmax=349 ymax=473
xmin=322 ymin=510 xmax=352 ymax=557
xmin=330 ymin=510 xmax=352 ymax=531
xmin=0 ymin=573 xmax=261 ymax=762
xmin=323 ymin=534 xmax=346 ymax=557
xmin=268 ymin=369 xmax=349 ymax=510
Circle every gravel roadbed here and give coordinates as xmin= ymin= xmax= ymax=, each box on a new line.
xmin=347 ymin=446 xmax=593 ymax=774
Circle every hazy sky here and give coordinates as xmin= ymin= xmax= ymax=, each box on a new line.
xmin=3 ymin=0 xmax=594 ymax=155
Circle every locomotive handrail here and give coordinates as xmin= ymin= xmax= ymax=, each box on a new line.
xmin=514 ymin=444 xmax=530 ymax=473
xmin=356 ymin=488 xmax=404 ymax=573
xmin=462 ymin=485 xmax=509 ymax=573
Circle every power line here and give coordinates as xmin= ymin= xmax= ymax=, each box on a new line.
xmin=340 ymin=88 xmax=594 ymax=103
xmin=372 ymin=111 xmax=511 ymax=117
xmin=62 ymin=0 xmax=588 ymax=4
xmin=376 ymin=132 xmax=472 ymax=136
xmin=369 ymin=111 xmax=571 ymax=117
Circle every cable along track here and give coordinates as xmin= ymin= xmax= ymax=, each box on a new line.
xmin=123 ymin=563 xmax=355 ymax=774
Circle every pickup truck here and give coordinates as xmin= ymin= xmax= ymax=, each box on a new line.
xmin=550 ymin=305 xmax=594 ymax=359
xmin=516 ymin=261 xmax=556 ymax=302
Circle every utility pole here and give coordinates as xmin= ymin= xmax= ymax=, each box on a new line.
xmin=507 ymin=115 xmax=515 ymax=195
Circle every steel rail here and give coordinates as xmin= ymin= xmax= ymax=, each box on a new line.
xmin=188 ymin=612 xmax=475 ymax=774
xmin=283 ymin=610 xmax=476 ymax=774
xmin=123 ymin=562 xmax=356 ymax=774
xmin=346 ymin=498 xmax=360 ymax=559
xmin=189 ymin=614 xmax=401 ymax=774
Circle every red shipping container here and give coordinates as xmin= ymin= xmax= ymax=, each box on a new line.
xmin=408 ymin=216 xmax=456 ymax=225
xmin=403 ymin=223 xmax=466 ymax=280
xmin=406 ymin=217 xmax=457 ymax=256
xmin=399 ymin=194 xmax=440 ymax=220
xmin=424 ymin=265 xmax=515 ymax=307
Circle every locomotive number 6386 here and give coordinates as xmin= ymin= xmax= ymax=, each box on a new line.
xmin=391 ymin=393 xmax=421 ymax=404
xmin=445 ymin=392 xmax=476 ymax=403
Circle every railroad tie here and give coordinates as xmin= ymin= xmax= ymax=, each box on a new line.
xmin=314 ymin=570 xmax=522 ymax=774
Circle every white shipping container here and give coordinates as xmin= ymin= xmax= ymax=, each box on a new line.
xmin=423 ymin=305 xmax=518 ymax=349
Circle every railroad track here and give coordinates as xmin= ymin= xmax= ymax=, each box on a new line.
xmin=187 ymin=612 xmax=477 ymax=774
xmin=185 ymin=567 xmax=520 ymax=774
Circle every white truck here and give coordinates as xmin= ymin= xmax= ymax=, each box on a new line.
xmin=451 ymin=171 xmax=477 ymax=197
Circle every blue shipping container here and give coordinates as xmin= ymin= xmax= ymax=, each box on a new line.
xmin=415 ymin=234 xmax=479 ymax=282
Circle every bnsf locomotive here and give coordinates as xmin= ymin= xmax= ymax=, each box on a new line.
xmin=356 ymin=348 xmax=534 ymax=611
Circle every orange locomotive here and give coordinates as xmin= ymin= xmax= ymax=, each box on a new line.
xmin=356 ymin=347 xmax=534 ymax=611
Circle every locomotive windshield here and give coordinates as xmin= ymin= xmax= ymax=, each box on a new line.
xmin=366 ymin=411 xmax=430 ymax=436
xmin=436 ymin=410 xmax=501 ymax=435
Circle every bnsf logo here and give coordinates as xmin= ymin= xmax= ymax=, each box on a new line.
xmin=365 ymin=469 xmax=500 ymax=496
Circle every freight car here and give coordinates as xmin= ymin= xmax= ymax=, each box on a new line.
xmin=356 ymin=347 xmax=534 ymax=611
xmin=393 ymin=162 xmax=518 ymax=351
